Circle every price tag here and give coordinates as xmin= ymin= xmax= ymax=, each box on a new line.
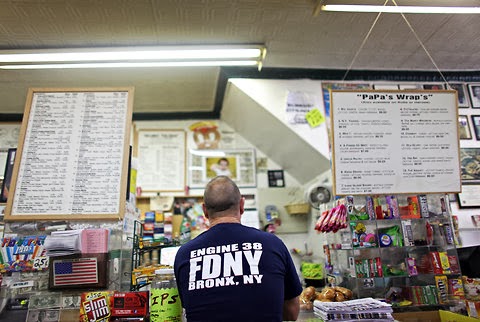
xmin=33 ymin=256 xmax=49 ymax=270
xmin=305 ymin=108 xmax=325 ymax=128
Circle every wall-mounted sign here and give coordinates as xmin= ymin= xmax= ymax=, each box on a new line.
xmin=5 ymin=87 xmax=134 ymax=221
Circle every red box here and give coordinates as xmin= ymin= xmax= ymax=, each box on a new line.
xmin=111 ymin=291 xmax=149 ymax=317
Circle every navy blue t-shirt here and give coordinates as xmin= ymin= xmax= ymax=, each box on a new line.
xmin=174 ymin=223 xmax=302 ymax=322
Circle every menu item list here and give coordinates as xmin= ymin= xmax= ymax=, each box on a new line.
xmin=332 ymin=91 xmax=461 ymax=195
xmin=8 ymin=90 xmax=131 ymax=218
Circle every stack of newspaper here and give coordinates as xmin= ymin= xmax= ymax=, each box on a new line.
xmin=313 ymin=297 xmax=394 ymax=321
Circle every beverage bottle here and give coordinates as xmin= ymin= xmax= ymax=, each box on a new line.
xmin=150 ymin=268 xmax=183 ymax=322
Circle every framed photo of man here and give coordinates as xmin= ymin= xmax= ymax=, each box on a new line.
xmin=468 ymin=83 xmax=480 ymax=108
xmin=449 ymin=83 xmax=470 ymax=108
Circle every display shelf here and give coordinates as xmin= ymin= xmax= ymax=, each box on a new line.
xmin=129 ymin=220 xmax=176 ymax=291
xmin=322 ymin=193 xmax=465 ymax=312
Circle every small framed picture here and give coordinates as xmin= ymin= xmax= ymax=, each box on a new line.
xmin=457 ymin=185 xmax=480 ymax=208
xmin=1 ymin=148 xmax=16 ymax=203
xmin=471 ymin=115 xmax=480 ymax=140
xmin=450 ymin=83 xmax=470 ymax=108
xmin=460 ymin=148 xmax=480 ymax=183
xmin=372 ymin=83 xmax=399 ymax=90
xmin=468 ymin=83 xmax=480 ymax=108
xmin=188 ymin=149 xmax=257 ymax=188
xmin=423 ymin=83 xmax=444 ymax=90
xmin=267 ymin=170 xmax=285 ymax=188
xmin=458 ymin=115 xmax=472 ymax=140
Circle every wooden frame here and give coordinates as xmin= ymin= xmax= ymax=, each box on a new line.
xmin=459 ymin=115 xmax=472 ymax=140
xmin=134 ymin=129 xmax=186 ymax=192
xmin=188 ymin=149 xmax=256 ymax=188
xmin=5 ymin=87 xmax=134 ymax=221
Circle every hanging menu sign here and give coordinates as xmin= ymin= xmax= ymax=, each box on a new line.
xmin=5 ymin=87 xmax=134 ymax=221
xmin=331 ymin=90 xmax=461 ymax=196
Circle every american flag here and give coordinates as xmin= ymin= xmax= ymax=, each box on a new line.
xmin=53 ymin=258 xmax=98 ymax=286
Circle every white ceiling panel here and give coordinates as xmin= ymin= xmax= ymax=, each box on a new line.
xmin=0 ymin=0 xmax=478 ymax=115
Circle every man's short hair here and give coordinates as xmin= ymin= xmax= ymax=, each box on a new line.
xmin=203 ymin=176 xmax=241 ymax=216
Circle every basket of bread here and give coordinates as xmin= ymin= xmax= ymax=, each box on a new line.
xmin=300 ymin=286 xmax=353 ymax=311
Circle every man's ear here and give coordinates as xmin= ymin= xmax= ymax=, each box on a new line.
xmin=239 ymin=197 xmax=245 ymax=215
xmin=202 ymin=203 xmax=209 ymax=219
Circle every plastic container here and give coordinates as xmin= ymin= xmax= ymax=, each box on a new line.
xmin=150 ymin=268 xmax=183 ymax=322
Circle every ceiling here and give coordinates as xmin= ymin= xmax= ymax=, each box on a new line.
xmin=0 ymin=0 xmax=479 ymax=117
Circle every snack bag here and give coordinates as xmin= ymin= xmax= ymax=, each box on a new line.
xmin=80 ymin=291 xmax=113 ymax=322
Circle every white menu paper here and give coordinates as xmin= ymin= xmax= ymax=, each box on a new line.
xmin=9 ymin=90 xmax=132 ymax=218
xmin=331 ymin=90 xmax=461 ymax=195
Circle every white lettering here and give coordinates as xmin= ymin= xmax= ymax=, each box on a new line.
xmin=190 ymin=244 xmax=240 ymax=258
xmin=253 ymin=274 xmax=263 ymax=283
xmin=205 ymin=279 xmax=215 ymax=288
xmin=225 ymin=276 xmax=236 ymax=286
xmin=243 ymin=275 xmax=254 ymax=284
xmin=223 ymin=251 xmax=243 ymax=276
xmin=201 ymin=254 xmax=221 ymax=279
xmin=189 ymin=257 xmax=202 ymax=282
xmin=244 ymin=250 xmax=262 ymax=274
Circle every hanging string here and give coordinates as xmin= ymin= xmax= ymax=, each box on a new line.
xmin=343 ymin=0 xmax=451 ymax=87
xmin=342 ymin=0 xmax=389 ymax=81
xmin=391 ymin=0 xmax=451 ymax=88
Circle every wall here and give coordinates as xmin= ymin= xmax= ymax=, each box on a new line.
xmin=227 ymin=78 xmax=480 ymax=250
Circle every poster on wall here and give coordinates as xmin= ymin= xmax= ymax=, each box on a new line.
xmin=135 ymin=129 xmax=186 ymax=192
xmin=331 ymin=90 xmax=461 ymax=196
xmin=188 ymin=149 xmax=256 ymax=188
xmin=460 ymin=148 xmax=480 ymax=184
xmin=457 ymin=185 xmax=480 ymax=208
xmin=5 ymin=88 xmax=134 ymax=221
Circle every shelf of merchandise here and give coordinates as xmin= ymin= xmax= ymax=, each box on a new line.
xmin=129 ymin=220 xmax=176 ymax=291
xmin=322 ymin=193 xmax=465 ymax=312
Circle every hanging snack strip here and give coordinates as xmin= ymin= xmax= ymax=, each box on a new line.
xmin=314 ymin=204 xmax=347 ymax=233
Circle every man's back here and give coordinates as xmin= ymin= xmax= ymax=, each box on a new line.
xmin=174 ymin=223 xmax=302 ymax=322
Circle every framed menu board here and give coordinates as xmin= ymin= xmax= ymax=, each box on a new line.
xmin=331 ymin=90 xmax=461 ymax=196
xmin=5 ymin=87 xmax=134 ymax=221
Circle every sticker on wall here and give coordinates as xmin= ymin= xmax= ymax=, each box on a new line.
xmin=189 ymin=121 xmax=221 ymax=149
xmin=305 ymin=108 xmax=325 ymax=128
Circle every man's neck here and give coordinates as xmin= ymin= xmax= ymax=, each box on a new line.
xmin=209 ymin=215 xmax=241 ymax=227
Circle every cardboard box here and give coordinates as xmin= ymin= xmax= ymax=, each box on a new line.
xmin=392 ymin=310 xmax=441 ymax=322
xmin=393 ymin=310 xmax=478 ymax=322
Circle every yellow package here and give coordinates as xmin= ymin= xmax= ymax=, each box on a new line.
xmin=79 ymin=291 xmax=113 ymax=322
xmin=438 ymin=251 xmax=451 ymax=274
xmin=435 ymin=275 xmax=448 ymax=304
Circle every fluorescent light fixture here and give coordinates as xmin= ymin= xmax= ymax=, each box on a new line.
xmin=321 ymin=4 xmax=480 ymax=14
xmin=0 ymin=45 xmax=266 ymax=69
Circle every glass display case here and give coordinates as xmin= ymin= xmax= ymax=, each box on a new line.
xmin=320 ymin=193 xmax=465 ymax=312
